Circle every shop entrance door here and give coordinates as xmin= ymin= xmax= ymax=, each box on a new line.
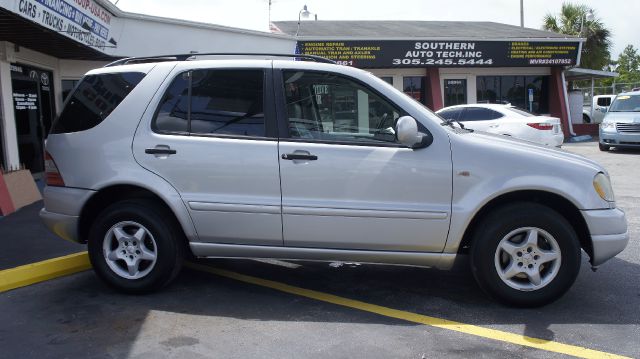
xmin=444 ymin=79 xmax=467 ymax=107
xmin=12 ymin=78 xmax=44 ymax=173
xmin=10 ymin=63 xmax=55 ymax=175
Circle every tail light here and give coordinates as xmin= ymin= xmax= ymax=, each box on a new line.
xmin=44 ymin=152 xmax=65 ymax=187
xmin=527 ymin=123 xmax=554 ymax=130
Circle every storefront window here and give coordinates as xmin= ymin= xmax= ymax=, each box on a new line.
xmin=477 ymin=76 xmax=549 ymax=114
xmin=379 ymin=76 xmax=393 ymax=85
xmin=403 ymin=76 xmax=426 ymax=104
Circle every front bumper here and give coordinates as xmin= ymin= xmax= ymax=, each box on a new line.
xmin=581 ymin=208 xmax=629 ymax=266
xmin=599 ymin=130 xmax=640 ymax=147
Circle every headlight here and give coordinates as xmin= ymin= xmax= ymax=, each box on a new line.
xmin=600 ymin=121 xmax=615 ymax=129
xmin=593 ymin=172 xmax=615 ymax=202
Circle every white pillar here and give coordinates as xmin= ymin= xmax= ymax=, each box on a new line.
xmin=0 ymin=58 xmax=20 ymax=170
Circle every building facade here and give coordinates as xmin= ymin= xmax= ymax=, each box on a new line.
xmin=1 ymin=0 xmax=585 ymax=177
xmin=272 ymin=20 xmax=583 ymax=139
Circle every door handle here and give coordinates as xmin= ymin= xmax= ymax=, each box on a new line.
xmin=282 ymin=152 xmax=318 ymax=161
xmin=145 ymin=146 xmax=176 ymax=155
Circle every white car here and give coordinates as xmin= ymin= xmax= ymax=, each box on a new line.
xmin=436 ymin=104 xmax=564 ymax=147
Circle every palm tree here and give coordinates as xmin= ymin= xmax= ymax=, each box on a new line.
xmin=543 ymin=2 xmax=611 ymax=70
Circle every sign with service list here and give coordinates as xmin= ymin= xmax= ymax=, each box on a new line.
xmin=296 ymin=40 xmax=580 ymax=68
xmin=14 ymin=0 xmax=113 ymax=50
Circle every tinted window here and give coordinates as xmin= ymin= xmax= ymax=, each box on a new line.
xmin=153 ymin=70 xmax=265 ymax=137
xmin=461 ymin=107 xmax=503 ymax=121
xmin=153 ymin=72 xmax=190 ymax=133
xmin=438 ymin=108 xmax=462 ymax=121
xmin=61 ymin=79 xmax=79 ymax=102
xmin=597 ymin=97 xmax=612 ymax=107
xmin=284 ymin=71 xmax=403 ymax=145
xmin=52 ymin=72 xmax=145 ymax=134
xmin=190 ymin=70 xmax=264 ymax=136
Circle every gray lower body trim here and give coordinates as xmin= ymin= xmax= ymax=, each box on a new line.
xmin=39 ymin=208 xmax=81 ymax=243
xmin=189 ymin=242 xmax=456 ymax=270
xmin=590 ymin=231 xmax=629 ymax=266
xmin=283 ymin=206 xmax=448 ymax=219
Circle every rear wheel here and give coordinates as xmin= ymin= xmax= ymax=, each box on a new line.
xmin=88 ymin=199 xmax=184 ymax=293
xmin=470 ymin=203 xmax=581 ymax=307
xmin=599 ymin=143 xmax=610 ymax=151
xmin=583 ymin=114 xmax=591 ymax=124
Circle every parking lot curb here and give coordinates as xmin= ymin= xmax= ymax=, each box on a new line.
xmin=0 ymin=252 xmax=90 ymax=293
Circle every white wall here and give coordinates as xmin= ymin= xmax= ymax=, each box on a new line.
xmin=107 ymin=16 xmax=295 ymax=57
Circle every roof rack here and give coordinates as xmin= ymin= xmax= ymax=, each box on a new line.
xmin=104 ymin=53 xmax=335 ymax=67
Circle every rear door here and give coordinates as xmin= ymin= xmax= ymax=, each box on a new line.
xmin=133 ymin=63 xmax=283 ymax=246
xmin=275 ymin=68 xmax=452 ymax=252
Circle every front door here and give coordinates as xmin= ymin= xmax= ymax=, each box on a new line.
xmin=133 ymin=66 xmax=283 ymax=246
xmin=444 ymin=79 xmax=467 ymax=107
xmin=12 ymin=78 xmax=44 ymax=173
xmin=277 ymin=69 xmax=452 ymax=252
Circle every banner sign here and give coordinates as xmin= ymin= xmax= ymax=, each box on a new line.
xmin=15 ymin=0 xmax=113 ymax=50
xmin=296 ymin=40 xmax=580 ymax=68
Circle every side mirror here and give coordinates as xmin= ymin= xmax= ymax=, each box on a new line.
xmin=395 ymin=116 xmax=431 ymax=149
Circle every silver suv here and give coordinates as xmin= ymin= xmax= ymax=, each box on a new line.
xmin=41 ymin=54 xmax=628 ymax=307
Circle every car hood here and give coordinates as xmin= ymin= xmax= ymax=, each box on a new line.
xmin=452 ymin=129 xmax=605 ymax=174
xmin=603 ymin=112 xmax=640 ymax=123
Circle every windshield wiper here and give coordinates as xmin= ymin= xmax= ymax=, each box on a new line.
xmin=441 ymin=118 xmax=473 ymax=132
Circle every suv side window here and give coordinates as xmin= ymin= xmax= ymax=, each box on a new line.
xmin=460 ymin=107 xmax=503 ymax=121
xmin=153 ymin=72 xmax=189 ymax=133
xmin=52 ymin=72 xmax=146 ymax=134
xmin=153 ymin=69 xmax=265 ymax=137
xmin=283 ymin=70 xmax=403 ymax=145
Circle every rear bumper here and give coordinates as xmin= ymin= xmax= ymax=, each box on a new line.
xmin=40 ymin=208 xmax=81 ymax=243
xmin=581 ymin=208 xmax=629 ymax=266
xmin=40 ymin=186 xmax=95 ymax=244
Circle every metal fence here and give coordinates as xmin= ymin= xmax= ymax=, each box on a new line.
xmin=575 ymin=82 xmax=640 ymax=98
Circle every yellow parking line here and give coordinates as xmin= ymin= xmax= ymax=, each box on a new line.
xmin=187 ymin=262 xmax=630 ymax=359
xmin=0 ymin=252 xmax=90 ymax=293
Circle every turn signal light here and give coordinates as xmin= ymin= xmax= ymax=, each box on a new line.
xmin=44 ymin=152 xmax=65 ymax=187
xmin=527 ymin=123 xmax=554 ymax=130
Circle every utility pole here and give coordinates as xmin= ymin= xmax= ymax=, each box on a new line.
xmin=520 ymin=0 xmax=524 ymax=27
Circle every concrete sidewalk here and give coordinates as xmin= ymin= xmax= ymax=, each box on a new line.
xmin=0 ymin=201 xmax=84 ymax=270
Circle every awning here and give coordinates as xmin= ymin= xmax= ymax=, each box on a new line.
xmin=0 ymin=7 xmax=115 ymax=60
xmin=564 ymin=67 xmax=618 ymax=81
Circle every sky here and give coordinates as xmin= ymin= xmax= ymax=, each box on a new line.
xmin=108 ymin=0 xmax=638 ymax=59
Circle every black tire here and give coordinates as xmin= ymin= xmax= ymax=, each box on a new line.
xmin=583 ymin=114 xmax=591 ymax=124
xmin=88 ymin=199 xmax=185 ymax=293
xmin=470 ymin=203 xmax=581 ymax=307
xmin=599 ymin=143 xmax=610 ymax=151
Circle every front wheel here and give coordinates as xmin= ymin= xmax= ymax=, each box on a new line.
xmin=88 ymin=200 xmax=185 ymax=293
xmin=599 ymin=143 xmax=610 ymax=151
xmin=470 ymin=203 xmax=581 ymax=307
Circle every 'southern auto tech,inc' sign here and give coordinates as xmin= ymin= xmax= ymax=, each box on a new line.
xmin=296 ymin=40 xmax=580 ymax=68
xmin=15 ymin=0 xmax=113 ymax=49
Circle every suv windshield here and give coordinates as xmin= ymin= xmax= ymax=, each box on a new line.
xmin=609 ymin=94 xmax=640 ymax=112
